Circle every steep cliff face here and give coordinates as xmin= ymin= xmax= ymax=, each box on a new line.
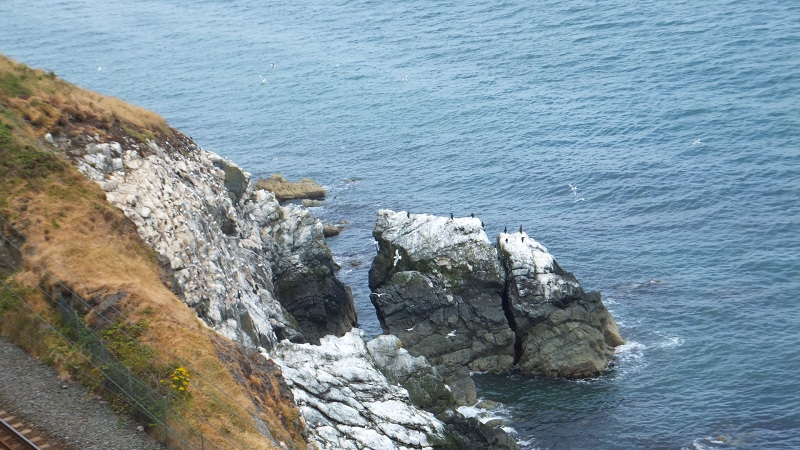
xmin=63 ymin=135 xmax=356 ymax=347
xmin=369 ymin=210 xmax=623 ymax=380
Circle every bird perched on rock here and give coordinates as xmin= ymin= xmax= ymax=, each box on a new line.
xmin=407 ymin=211 xmax=411 ymax=218
xmin=471 ymin=213 xmax=475 ymax=218
xmin=393 ymin=249 xmax=402 ymax=267
xmin=374 ymin=240 xmax=379 ymax=252
xmin=519 ymin=225 xmax=523 ymax=233
xmin=450 ymin=212 xmax=454 ymax=220
xmin=504 ymin=226 xmax=508 ymax=233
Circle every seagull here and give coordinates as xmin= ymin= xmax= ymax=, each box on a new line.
xmin=374 ymin=240 xmax=380 ymax=252
xmin=393 ymin=249 xmax=402 ymax=267
xmin=370 ymin=292 xmax=385 ymax=298
xmin=259 ymin=74 xmax=268 ymax=84
xmin=97 ymin=66 xmax=104 ymax=71
xmin=446 ymin=330 xmax=457 ymax=338
xmin=271 ymin=60 xmax=276 ymax=69
xmin=692 ymin=139 xmax=702 ymax=145
xmin=336 ymin=61 xmax=341 ymax=68
xmin=568 ymin=183 xmax=578 ymax=196
xmin=574 ymin=195 xmax=585 ymax=203
xmin=406 ymin=326 xmax=414 ymax=332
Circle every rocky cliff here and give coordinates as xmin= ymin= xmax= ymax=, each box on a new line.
xmin=65 ymin=135 xmax=356 ymax=346
xmin=49 ymin=132 xmax=509 ymax=448
xmin=369 ymin=210 xmax=623 ymax=380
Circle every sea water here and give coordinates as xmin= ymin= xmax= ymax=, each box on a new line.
xmin=2 ymin=0 xmax=799 ymax=448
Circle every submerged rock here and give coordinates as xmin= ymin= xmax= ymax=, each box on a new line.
xmin=369 ymin=210 xmax=623 ymax=379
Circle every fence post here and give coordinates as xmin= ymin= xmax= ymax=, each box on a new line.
xmin=163 ymin=395 xmax=168 ymax=444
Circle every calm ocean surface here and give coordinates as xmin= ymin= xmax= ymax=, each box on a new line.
xmin=3 ymin=0 xmax=799 ymax=448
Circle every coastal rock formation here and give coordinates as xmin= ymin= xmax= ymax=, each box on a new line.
xmin=369 ymin=210 xmax=623 ymax=379
xmin=274 ymin=330 xmax=448 ymax=449
xmin=255 ymin=173 xmax=326 ymax=202
xmin=269 ymin=204 xmax=357 ymax=344
xmin=499 ymin=232 xmax=624 ymax=377
xmin=57 ymin=135 xmax=356 ymax=347
xmin=274 ymin=329 xmax=519 ymax=450
xmin=369 ymin=211 xmax=516 ymax=379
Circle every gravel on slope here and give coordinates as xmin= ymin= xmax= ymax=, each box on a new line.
xmin=0 ymin=337 xmax=166 ymax=450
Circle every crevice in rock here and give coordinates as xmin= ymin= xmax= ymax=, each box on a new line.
xmin=499 ymin=263 xmax=523 ymax=366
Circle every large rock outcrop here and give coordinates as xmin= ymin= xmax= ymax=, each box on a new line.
xmin=274 ymin=329 xmax=519 ymax=450
xmin=369 ymin=210 xmax=623 ymax=379
xmin=57 ymin=134 xmax=356 ymax=347
xmin=369 ymin=211 xmax=516 ymax=379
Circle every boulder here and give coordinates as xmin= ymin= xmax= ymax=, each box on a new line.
xmin=369 ymin=210 xmax=516 ymax=378
xmin=498 ymin=232 xmax=624 ymax=378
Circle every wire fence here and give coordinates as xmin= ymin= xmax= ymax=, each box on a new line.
xmin=0 ymin=219 xmax=295 ymax=450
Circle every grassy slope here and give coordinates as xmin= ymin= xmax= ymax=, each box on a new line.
xmin=0 ymin=54 xmax=306 ymax=450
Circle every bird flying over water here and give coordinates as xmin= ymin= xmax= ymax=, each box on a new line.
xmin=259 ymin=74 xmax=267 ymax=84
xmin=568 ymin=183 xmax=578 ymax=196
xmin=406 ymin=326 xmax=414 ymax=332
xmin=446 ymin=330 xmax=457 ymax=338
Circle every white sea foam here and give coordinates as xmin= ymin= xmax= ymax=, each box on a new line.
xmin=613 ymin=341 xmax=648 ymax=375
xmin=654 ymin=334 xmax=684 ymax=349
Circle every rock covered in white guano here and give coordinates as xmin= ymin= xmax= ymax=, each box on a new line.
xmin=498 ymin=232 xmax=624 ymax=378
xmin=274 ymin=329 xmax=447 ymax=450
xmin=366 ymin=335 xmax=455 ymax=415
xmin=66 ymin=134 xmax=355 ymax=348
xmin=268 ymin=204 xmax=357 ymax=344
xmin=369 ymin=210 xmax=515 ymax=378
xmin=369 ymin=210 xmax=623 ymax=380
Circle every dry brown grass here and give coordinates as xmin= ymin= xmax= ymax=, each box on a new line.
xmin=0 ymin=54 xmax=174 ymax=143
xmin=0 ymin=55 xmax=306 ymax=450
